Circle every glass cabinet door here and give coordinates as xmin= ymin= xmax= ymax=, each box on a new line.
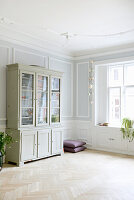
xmin=21 ymin=72 xmax=35 ymax=126
xmin=51 ymin=77 xmax=60 ymax=123
xmin=36 ymin=75 xmax=49 ymax=125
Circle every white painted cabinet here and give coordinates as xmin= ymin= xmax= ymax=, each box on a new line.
xmin=21 ymin=131 xmax=37 ymax=161
xmin=6 ymin=64 xmax=63 ymax=166
xmin=95 ymin=127 xmax=122 ymax=152
xmin=38 ymin=130 xmax=51 ymax=158
xmin=20 ymin=129 xmax=62 ymax=164
xmin=92 ymin=126 xmax=134 ymax=156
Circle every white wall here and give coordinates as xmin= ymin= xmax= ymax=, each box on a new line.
xmin=72 ymin=61 xmax=92 ymax=146
xmin=95 ymin=65 xmax=108 ymax=125
xmin=0 ymin=45 xmax=9 ymax=129
xmin=0 ymin=40 xmax=74 ymax=140
xmin=74 ymin=53 xmax=134 ymax=155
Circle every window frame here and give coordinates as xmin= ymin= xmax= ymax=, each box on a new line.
xmin=108 ymin=63 xmax=134 ymax=125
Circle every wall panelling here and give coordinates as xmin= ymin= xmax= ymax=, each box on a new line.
xmin=49 ymin=57 xmax=73 ymax=118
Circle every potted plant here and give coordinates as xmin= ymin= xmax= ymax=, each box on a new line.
xmin=120 ymin=118 xmax=134 ymax=142
xmin=0 ymin=132 xmax=13 ymax=170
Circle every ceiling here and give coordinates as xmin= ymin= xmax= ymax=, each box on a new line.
xmin=0 ymin=0 xmax=134 ymax=57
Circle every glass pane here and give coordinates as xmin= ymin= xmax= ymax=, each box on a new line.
xmin=51 ymin=78 xmax=60 ymax=123
xmin=38 ymin=91 xmax=48 ymax=107
xmin=21 ymin=108 xmax=33 ymax=125
xmin=37 ymin=75 xmax=48 ymax=125
xmin=51 ymin=92 xmax=60 ymax=101
xmin=51 ymin=92 xmax=60 ymax=108
xmin=21 ymin=90 xmax=33 ymax=107
xmin=109 ymin=66 xmax=123 ymax=87
xmin=51 ymin=100 xmax=60 ymax=108
xmin=22 ymin=73 xmax=33 ymax=90
xmin=124 ymin=64 xmax=134 ymax=85
xmin=51 ymin=78 xmax=60 ymax=91
xmin=21 ymin=73 xmax=34 ymax=125
xmin=38 ymin=75 xmax=48 ymax=91
xmin=38 ymin=108 xmax=47 ymax=124
xmin=125 ymin=87 xmax=134 ymax=119
xmin=109 ymin=88 xmax=120 ymax=122
xmin=51 ymin=108 xmax=60 ymax=123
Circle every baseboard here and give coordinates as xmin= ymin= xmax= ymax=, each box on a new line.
xmin=88 ymin=146 xmax=133 ymax=156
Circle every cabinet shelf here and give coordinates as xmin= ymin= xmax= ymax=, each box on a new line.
xmin=22 ymin=117 xmax=31 ymax=119
xmin=22 ymin=76 xmax=33 ymax=80
xmin=21 ymin=99 xmax=32 ymax=101
xmin=51 ymin=91 xmax=60 ymax=93
xmin=38 ymin=106 xmax=47 ymax=108
xmin=51 ymin=107 xmax=60 ymax=109
xmin=22 ymin=89 xmax=34 ymax=92
xmin=21 ymin=107 xmax=33 ymax=108
xmin=38 ymin=79 xmax=47 ymax=82
xmin=38 ymin=90 xmax=48 ymax=93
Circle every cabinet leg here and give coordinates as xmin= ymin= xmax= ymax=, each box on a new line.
xmin=61 ymin=150 xmax=64 ymax=155
xmin=5 ymin=159 xmax=9 ymax=164
xmin=17 ymin=162 xmax=24 ymax=167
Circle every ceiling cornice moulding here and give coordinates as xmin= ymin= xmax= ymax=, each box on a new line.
xmin=73 ymin=45 xmax=134 ymax=60
xmin=1 ymin=24 xmax=134 ymax=62
xmin=0 ymin=26 xmax=74 ymax=60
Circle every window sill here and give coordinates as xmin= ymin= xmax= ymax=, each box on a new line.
xmin=95 ymin=124 xmax=121 ymax=129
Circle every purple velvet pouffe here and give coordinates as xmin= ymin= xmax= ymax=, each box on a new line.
xmin=64 ymin=140 xmax=86 ymax=153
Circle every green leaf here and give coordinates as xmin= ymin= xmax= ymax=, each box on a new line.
xmin=0 ymin=132 xmax=13 ymax=155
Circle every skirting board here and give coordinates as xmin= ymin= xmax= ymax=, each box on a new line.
xmin=88 ymin=146 xmax=134 ymax=156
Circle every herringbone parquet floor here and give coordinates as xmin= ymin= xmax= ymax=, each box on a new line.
xmin=1 ymin=150 xmax=134 ymax=200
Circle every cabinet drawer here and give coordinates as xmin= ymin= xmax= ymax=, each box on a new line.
xmin=96 ymin=128 xmax=122 ymax=152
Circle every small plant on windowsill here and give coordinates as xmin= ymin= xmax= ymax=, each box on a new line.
xmin=0 ymin=132 xmax=13 ymax=171
xmin=120 ymin=118 xmax=134 ymax=142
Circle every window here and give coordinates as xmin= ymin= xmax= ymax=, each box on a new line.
xmin=108 ymin=63 xmax=134 ymax=124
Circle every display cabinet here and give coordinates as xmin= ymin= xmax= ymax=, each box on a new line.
xmin=6 ymin=63 xmax=63 ymax=166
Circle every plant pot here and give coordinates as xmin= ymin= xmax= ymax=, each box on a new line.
xmin=0 ymin=152 xmax=3 ymax=171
